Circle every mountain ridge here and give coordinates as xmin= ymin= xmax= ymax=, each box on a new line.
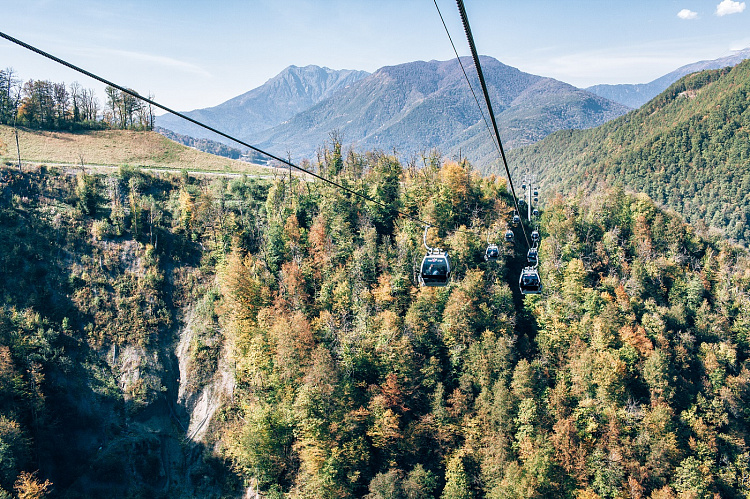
xmin=586 ymin=47 xmax=750 ymax=108
xmin=247 ymin=57 xmax=629 ymax=166
xmin=154 ymin=50 xmax=750 ymax=170
xmin=155 ymin=64 xmax=369 ymax=143
xmin=509 ymin=59 xmax=750 ymax=243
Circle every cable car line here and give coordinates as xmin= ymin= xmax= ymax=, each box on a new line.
xmin=453 ymin=0 xmax=532 ymax=249
xmin=431 ymin=0 xmax=494 ymax=149
xmin=0 ymin=29 xmax=434 ymax=229
xmin=433 ymin=0 xmax=532 ymax=249
xmin=448 ymin=1 xmax=543 ymax=294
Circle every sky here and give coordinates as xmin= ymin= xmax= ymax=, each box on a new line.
xmin=1 ymin=0 xmax=748 ymax=113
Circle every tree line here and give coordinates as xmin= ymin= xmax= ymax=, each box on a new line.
xmin=0 ymin=67 xmax=154 ymax=131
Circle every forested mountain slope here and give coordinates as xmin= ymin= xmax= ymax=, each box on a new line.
xmin=2 ymin=140 xmax=750 ymax=497
xmin=508 ymin=59 xmax=750 ymax=244
xmin=586 ymin=48 xmax=750 ymax=108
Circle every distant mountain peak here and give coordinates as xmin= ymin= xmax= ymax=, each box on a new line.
xmin=586 ymin=48 xmax=750 ymax=108
xmin=155 ymin=64 xmax=369 ymax=142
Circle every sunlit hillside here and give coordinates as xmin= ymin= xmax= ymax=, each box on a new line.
xmin=0 ymin=125 xmax=273 ymax=176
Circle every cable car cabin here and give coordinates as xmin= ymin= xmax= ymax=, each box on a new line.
xmin=532 ymin=208 xmax=539 ymax=217
xmin=519 ymin=267 xmax=542 ymax=294
xmin=527 ymin=248 xmax=538 ymax=265
xmin=485 ymin=243 xmax=500 ymax=261
xmin=504 ymin=229 xmax=515 ymax=243
xmin=512 ymin=213 xmax=521 ymax=226
xmin=518 ymin=198 xmax=526 ymax=207
xmin=531 ymin=229 xmax=540 ymax=243
xmin=419 ymin=251 xmax=451 ymax=287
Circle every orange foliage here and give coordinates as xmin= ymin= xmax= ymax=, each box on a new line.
xmin=619 ymin=325 xmax=654 ymax=357
xmin=280 ymin=260 xmax=308 ymax=310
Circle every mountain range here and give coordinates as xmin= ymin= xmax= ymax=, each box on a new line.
xmin=156 ymin=57 xmax=630 ymax=166
xmin=156 ymin=50 xmax=750 ymax=168
xmin=248 ymin=57 xmax=629 ymax=166
xmin=586 ymin=48 xmax=750 ymax=108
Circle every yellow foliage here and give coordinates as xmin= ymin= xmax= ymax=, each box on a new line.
xmin=371 ymin=273 xmax=395 ymax=307
xmin=14 ymin=471 xmax=52 ymax=499
xmin=177 ymin=188 xmax=193 ymax=230
xmin=367 ymin=403 xmax=401 ymax=449
xmin=649 ymin=485 xmax=677 ymax=499
xmin=575 ymin=489 xmax=602 ymax=499
xmin=562 ymin=258 xmax=587 ymax=302
xmin=439 ymin=161 xmax=471 ymax=202
xmin=271 ymin=308 xmax=314 ymax=384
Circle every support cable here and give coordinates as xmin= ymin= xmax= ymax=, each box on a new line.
xmin=453 ymin=0 xmax=531 ymax=248
xmin=431 ymin=0 xmax=495 ymax=150
xmin=0 ymin=29 xmax=433 ymax=227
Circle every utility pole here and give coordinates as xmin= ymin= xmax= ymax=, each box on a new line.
xmin=13 ymin=113 xmax=21 ymax=171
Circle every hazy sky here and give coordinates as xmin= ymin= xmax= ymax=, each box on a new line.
xmin=1 ymin=0 xmax=748 ymax=112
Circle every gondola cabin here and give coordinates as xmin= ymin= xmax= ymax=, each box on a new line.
xmin=512 ymin=213 xmax=521 ymax=226
xmin=527 ymin=247 xmax=538 ymax=265
xmin=532 ymin=208 xmax=539 ymax=217
xmin=485 ymin=243 xmax=500 ymax=261
xmin=531 ymin=229 xmax=540 ymax=243
xmin=504 ymin=229 xmax=515 ymax=243
xmin=519 ymin=267 xmax=542 ymax=294
xmin=419 ymin=251 xmax=451 ymax=287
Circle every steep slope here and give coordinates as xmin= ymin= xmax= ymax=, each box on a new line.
xmin=249 ymin=56 xmax=629 ymax=166
xmin=155 ymin=65 xmax=369 ymax=143
xmin=0 ymin=165 xmax=270 ymax=497
xmin=509 ymin=59 xmax=750 ymax=243
xmin=586 ymin=48 xmax=750 ymax=108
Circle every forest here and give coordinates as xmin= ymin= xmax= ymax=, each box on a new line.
xmin=1 ymin=134 xmax=750 ymax=498
xmin=507 ymin=60 xmax=750 ymax=245
xmin=0 ymin=67 xmax=154 ymax=131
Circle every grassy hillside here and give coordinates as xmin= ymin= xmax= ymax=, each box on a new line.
xmin=507 ymin=59 xmax=750 ymax=244
xmin=0 ymin=125 xmax=274 ymax=175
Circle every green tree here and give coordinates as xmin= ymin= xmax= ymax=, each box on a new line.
xmin=442 ymin=450 xmax=472 ymax=499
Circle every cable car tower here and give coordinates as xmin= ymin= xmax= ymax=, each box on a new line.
xmin=521 ymin=172 xmax=539 ymax=222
